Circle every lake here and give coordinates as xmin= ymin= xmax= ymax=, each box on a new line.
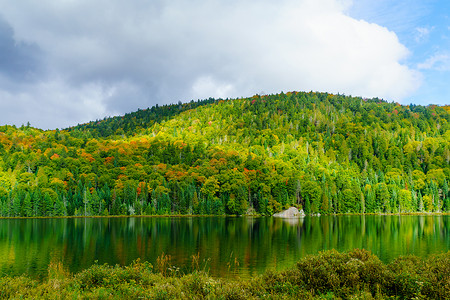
xmin=0 ymin=215 xmax=448 ymax=279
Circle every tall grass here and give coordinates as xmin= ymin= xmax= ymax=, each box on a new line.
xmin=0 ymin=249 xmax=448 ymax=299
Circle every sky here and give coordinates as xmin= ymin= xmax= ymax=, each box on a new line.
xmin=0 ymin=0 xmax=449 ymax=129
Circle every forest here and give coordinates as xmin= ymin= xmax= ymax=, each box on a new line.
xmin=1 ymin=91 xmax=449 ymax=217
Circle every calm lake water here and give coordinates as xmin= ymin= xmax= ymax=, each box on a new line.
xmin=0 ymin=215 xmax=448 ymax=279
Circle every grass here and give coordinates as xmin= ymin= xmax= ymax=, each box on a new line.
xmin=1 ymin=249 xmax=449 ymax=299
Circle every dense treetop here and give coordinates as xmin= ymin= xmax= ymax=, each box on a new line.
xmin=1 ymin=91 xmax=449 ymax=217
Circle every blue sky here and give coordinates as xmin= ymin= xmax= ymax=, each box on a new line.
xmin=0 ymin=0 xmax=449 ymax=129
xmin=349 ymin=0 xmax=450 ymax=105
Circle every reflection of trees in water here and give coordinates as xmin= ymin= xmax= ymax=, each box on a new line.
xmin=0 ymin=215 xmax=448 ymax=279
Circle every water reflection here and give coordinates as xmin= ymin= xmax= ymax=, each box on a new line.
xmin=0 ymin=215 xmax=448 ymax=279
xmin=280 ymin=217 xmax=304 ymax=226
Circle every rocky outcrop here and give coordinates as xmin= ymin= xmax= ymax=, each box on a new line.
xmin=273 ymin=207 xmax=305 ymax=218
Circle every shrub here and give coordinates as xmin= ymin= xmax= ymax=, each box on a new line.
xmin=0 ymin=250 xmax=449 ymax=299
xmin=294 ymin=249 xmax=387 ymax=298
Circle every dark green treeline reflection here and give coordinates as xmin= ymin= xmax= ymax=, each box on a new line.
xmin=0 ymin=215 xmax=448 ymax=279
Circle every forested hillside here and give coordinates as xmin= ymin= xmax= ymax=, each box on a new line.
xmin=1 ymin=91 xmax=449 ymax=217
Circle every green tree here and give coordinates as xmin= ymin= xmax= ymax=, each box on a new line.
xmin=23 ymin=192 xmax=32 ymax=217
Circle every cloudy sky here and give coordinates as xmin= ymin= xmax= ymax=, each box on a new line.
xmin=0 ymin=0 xmax=449 ymax=129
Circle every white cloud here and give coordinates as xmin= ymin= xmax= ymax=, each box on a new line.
xmin=417 ymin=53 xmax=450 ymax=71
xmin=0 ymin=0 xmax=421 ymax=129
xmin=414 ymin=26 xmax=432 ymax=43
xmin=191 ymin=76 xmax=235 ymax=100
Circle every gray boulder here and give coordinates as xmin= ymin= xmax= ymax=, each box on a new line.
xmin=273 ymin=207 xmax=305 ymax=218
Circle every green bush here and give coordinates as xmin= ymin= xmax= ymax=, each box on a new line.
xmin=294 ymin=249 xmax=387 ymax=298
xmin=0 ymin=250 xmax=448 ymax=299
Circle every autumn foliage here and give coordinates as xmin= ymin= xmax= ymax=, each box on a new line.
xmin=0 ymin=91 xmax=449 ymax=217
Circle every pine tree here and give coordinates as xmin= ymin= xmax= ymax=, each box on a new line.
xmin=304 ymin=195 xmax=311 ymax=214
xmin=23 ymin=193 xmax=32 ymax=217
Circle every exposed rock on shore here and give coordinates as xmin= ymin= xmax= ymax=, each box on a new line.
xmin=273 ymin=207 xmax=305 ymax=218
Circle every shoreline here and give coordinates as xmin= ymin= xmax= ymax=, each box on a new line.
xmin=0 ymin=211 xmax=449 ymax=220
xmin=1 ymin=249 xmax=448 ymax=299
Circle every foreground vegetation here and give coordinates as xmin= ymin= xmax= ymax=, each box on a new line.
xmin=1 ymin=91 xmax=450 ymax=217
xmin=1 ymin=249 xmax=449 ymax=299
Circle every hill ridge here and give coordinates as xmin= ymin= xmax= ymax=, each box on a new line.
xmin=0 ymin=91 xmax=449 ymax=217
